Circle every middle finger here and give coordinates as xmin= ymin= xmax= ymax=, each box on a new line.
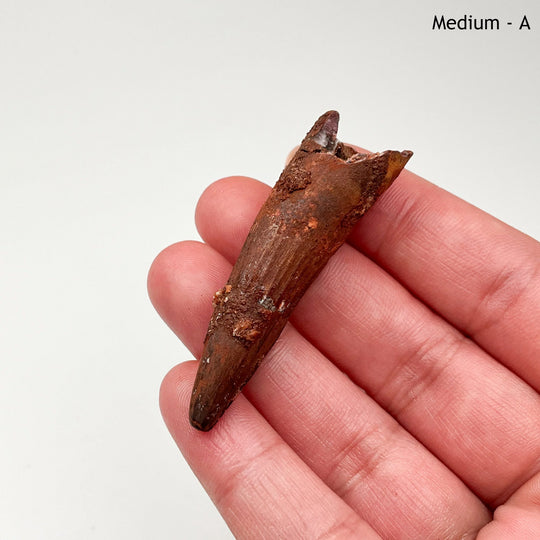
xmin=149 ymin=240 xmax=490 ymax=538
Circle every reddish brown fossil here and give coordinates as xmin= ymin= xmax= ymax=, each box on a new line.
xmin=189 ymin=111 xmax=412 ymax=431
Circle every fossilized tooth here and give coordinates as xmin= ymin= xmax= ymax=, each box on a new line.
xmin=189 ymin=111 xmax=412 ymax=431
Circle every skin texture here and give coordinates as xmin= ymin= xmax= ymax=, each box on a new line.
xmin=148 ymin=153 xmax=540 ymax=538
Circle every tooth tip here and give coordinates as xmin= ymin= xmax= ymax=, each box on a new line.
xmin=322 ymin=109 xmax=340 ymax=126
xmin=316 ymin=110 xmax=340 ymax=136
xmin=189 ymin=403 xmax=217 ymax=432
xmin=189 ymin=382 xmax=225 ymax=432
xmin=303 ymin=110 xmax=340 ymax=151
xmin=189 ymin=417 xmax=213 ymax=432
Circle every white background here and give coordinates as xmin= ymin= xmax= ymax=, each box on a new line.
xmin=1 ymin=1 xmax=538 ymax=538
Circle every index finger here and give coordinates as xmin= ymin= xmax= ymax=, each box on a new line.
xmin=213 ymin=149 xmax=540 ymax=391
xmin=349 ymin=168 xmax=540 ymax=390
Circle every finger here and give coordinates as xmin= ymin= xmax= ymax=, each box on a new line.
xmin=476 ymin=473 xmax=540 ymax=538
xmin=349 ymin=169 xmax=540 ymax=391
xmin=191 ymin=177 xmax=540 ymax=505
xmin=197 ymin=164 xmax=540 ymax=398
xmin=194 ymin=176 xmax=270 ymax=264
xmin=288 ymin=145 xmax=540 ymax=390
xmin=293 ymin=241 xmax=540 ymax=506
xmin=194 ymin=176 xmax=265 ymax=267
xmin=160 ymin=362 xmax=380 ymax=540
xmin=148 ymin=240 xmax=229 ymax=346
xmin=150 ymin=241 xmax=491 ymax=538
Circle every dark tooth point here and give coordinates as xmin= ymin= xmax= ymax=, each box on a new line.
xmin=301 ymin=110 xmax=340 ymax=152
xmin=189 ymin=415 xmax=213 ymax=432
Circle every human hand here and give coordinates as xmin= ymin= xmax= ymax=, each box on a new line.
xmin=148 ymin=162 xmax=540 ymax=538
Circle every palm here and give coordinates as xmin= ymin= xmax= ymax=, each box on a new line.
xmin=149 ymin=166 xmax=540 ymax=538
